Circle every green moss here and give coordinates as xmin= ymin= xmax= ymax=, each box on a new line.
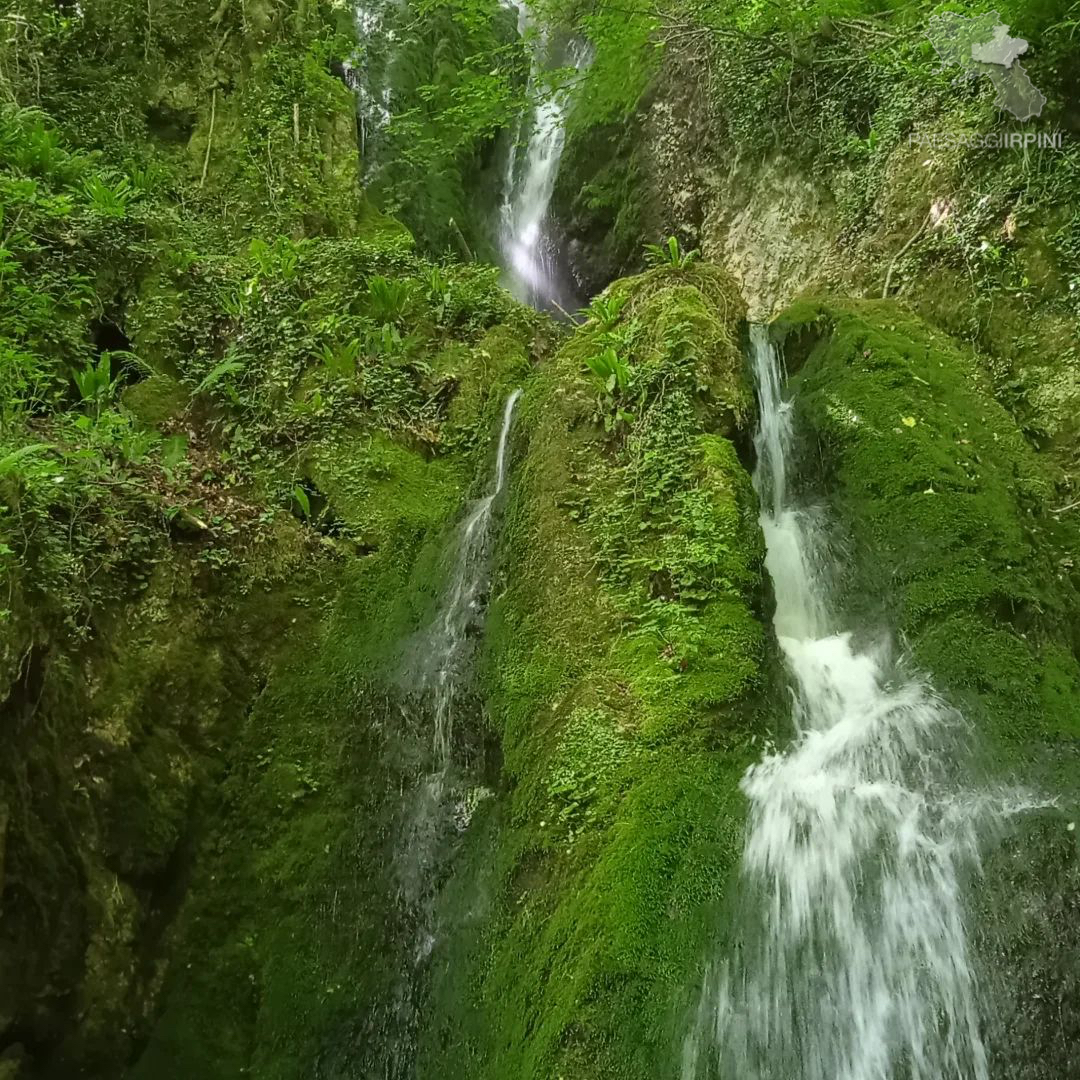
xmin=418 ymin=264 xmax=770 ymax=1079
xmin=122 ymin=373 xmax=190 ymax=427
xmin=778 ymin=297 xmax=1080 ymax=777
xmin=310 ymin=429 xmax=467 ymax=546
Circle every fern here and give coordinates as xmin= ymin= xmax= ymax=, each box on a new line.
xmin=195 ymin=358 xmax=244 ymax=395
xmin=0 ymin=442 xmax=55 ymax=477
xmin=643 ymin=235 xmax=699 ymax=269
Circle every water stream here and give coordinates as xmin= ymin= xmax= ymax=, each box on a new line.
xmin=373 ymin=389 xmax=522 ymax=1076
xmin=681 ymin=326 xmax=1027 ymax=1080
xmin=499 ymin=4 xmax=589 ymax=311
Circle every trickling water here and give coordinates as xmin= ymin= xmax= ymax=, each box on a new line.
xmin=372 ymin=389 xmax=521 ymax=1075
xmin=681 ymin=326 xmax=1029 ymax=1080
xmin=499 ymin=5 xmax=589 ymax=311
xmin=410 ymin=387 xmax=522 ymax=775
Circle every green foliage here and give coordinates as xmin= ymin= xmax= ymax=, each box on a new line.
xmin=584 ymin=345 xmax=631 ymax=395
xmin=73 ymin=353 xmax=116 ymax=415
xmin=0 ymin=442 xmax=54 ymax=477
xmin=292 ymin=485 xmax=311 ymax=519
xmin=82 ymin=173 xmax=135 ymax=217
xmin=365 ymin=274 xmax=412 ymax=324
xmin=319 ymin=338 xmax=362 ymax=380
xmin=194 ymin=359 xmax=245 ymax=396
xmin=583 ymin=346 xmax=637 ymax=429
xmin=644 ymin=235 xmax=699 ymax=269
xmin=580 ymin=292 xmax=628 ymax=329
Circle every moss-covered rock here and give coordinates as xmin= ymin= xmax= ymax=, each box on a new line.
xmin=774 ymin=297 xmax=1080 ymax=1080
xmin=417 ymin=263 xmax=771 ymax=1079
xmin=122 ymin=374 xmax=190 ymax=428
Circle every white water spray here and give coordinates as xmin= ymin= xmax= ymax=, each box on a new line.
xmin=499 ymin=5 xmax=589 ymax=309
xmin=682 ymin=326 xmax=1006 ymax=1080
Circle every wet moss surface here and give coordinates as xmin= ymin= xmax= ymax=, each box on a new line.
xmin=417 ymin=264 xmax=776 ymax=1079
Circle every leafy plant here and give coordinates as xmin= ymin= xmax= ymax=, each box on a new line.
xmin=162 ymin=435 xmax=188 ymax=470
xmin=249 ymin=236 xmax=306 ymax=283
xmin=195 ymin=358 xmax=245 ymax=395
xmin=82 ymin=174 xmax=134 ymax=217
xmin=319 ymin=338 xmax=362 ymax=379
xmin=72 ymin=353 xmax=116 ymax=415
xmin=366 ymin=275 xmax=411 ymax=324
xmin=581 ymin=293 xmax=628 ymax=330
xmin=0 ymin=442 xmax=55 ymax=477
xmin=644 ymin=235 xmax=699 ymax=269
xmin=364 ymin=322 xmax=403 ymax=358
xmin=292 ymin=485 xmax=311 ymax=519
xmin=584 ymin=346 xmax=637 ymax=431
xmin=585 ymin=346 xmax=631 ymax=396
xmin=426 ymin=266 xmax=452 ymax=322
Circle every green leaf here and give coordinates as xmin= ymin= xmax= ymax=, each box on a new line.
xmin=196 ymin=359 xmax=244 ymax=394
xmin=0 ymin=442 xmax=54 ymax=477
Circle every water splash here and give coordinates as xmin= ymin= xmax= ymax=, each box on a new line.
xmin=681 ymin=326 xmax=1036 ymax=1080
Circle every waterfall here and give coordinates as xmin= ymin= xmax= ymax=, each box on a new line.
xmin=373 ymin=389 xmax=522 ymax=1075
xmin=410 ymin=387 xmax=522 ymax=777
xmin=346 ymin=0 xmax=395 ymax=174
xmin=681 ymin=327 xmax=1039 ymax=1080
xmin=499 ymin=4 xmax=589 ymax=311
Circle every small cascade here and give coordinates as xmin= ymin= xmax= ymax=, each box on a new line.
xmin=410 ymin=386 xmax=522 ymax=779
xmin=499 ymin=4 xmax=589 ymax=311
xmin=681 ymin=327 xmax=1043 ymax=1080
xmin=373 ymin=389 xmax=522 ymax=1076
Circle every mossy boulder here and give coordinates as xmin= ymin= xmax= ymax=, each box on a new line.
xmin=418 ymin=263 xmax=772 ymax=1079
xmin=122 ymin=373 xmax=189 ymax=427
xmin=774 ymin=296 xmax=1080 ymax=1080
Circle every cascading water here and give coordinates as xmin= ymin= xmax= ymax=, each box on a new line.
xmin=408 ymin=386 xmax=522 ymax=795
xmin=499 ymin=4 xmax=589 ymax=311
xmin=372 ymin=389 xmax=522 ymax=1076
xmin=681 ymin=327 xmax=1039 ymax=1080
xmin=346 ymin=0 xmax=395 ymax=174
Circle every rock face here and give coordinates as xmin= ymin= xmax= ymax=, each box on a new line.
xmin=551 ymin=26 xmax=1080 ymax=475
xmin=4 ymin=4 xmax=1079 ymax=1079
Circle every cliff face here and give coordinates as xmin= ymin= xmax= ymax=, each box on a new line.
xmin=3 ymin=4 xmax=1079 ymax=1079
xmin=551 ymin=13 xmax=1080 ymax=475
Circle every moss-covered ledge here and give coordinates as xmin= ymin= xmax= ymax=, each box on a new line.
xmin=775 ymin=297 xmax=1080 ymax=772
xmin=419 ymin=263 xmax=772 ymax=1079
